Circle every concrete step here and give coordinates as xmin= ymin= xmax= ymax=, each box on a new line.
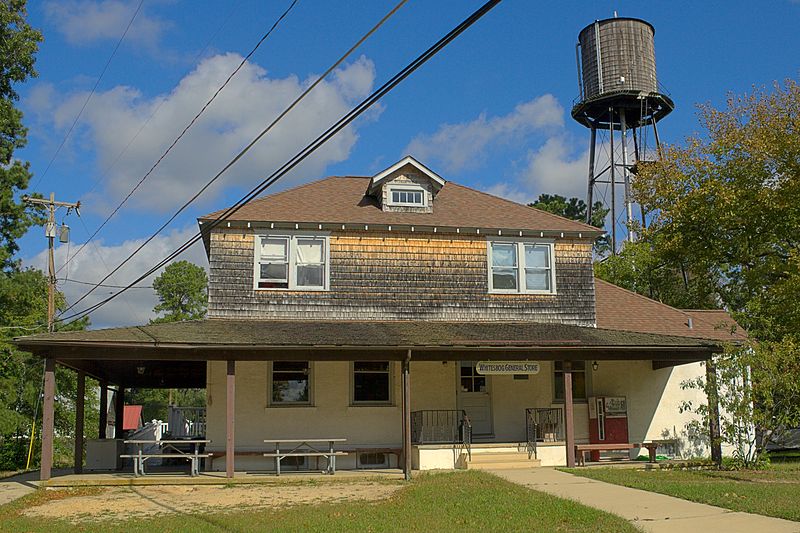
xmin=467 ymin=459 xmax=541 ymax=470
xmin=469 ymin=452 xmax=535 ymax=463
xmin=467 ymin=451 xmax=541 ymax=470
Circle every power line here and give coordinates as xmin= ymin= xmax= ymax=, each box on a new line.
xmin=58 ymin=278 xmax=153 ymax=290
xmin=31 ymin=0 xmax=144 ymax=191
xmin=57 ymin=0 xmax=299 ymax=274
xmin=59 ymin=0 xmax=502 ymax=324
xmin=59 ymin=0 xmax=410 ymax=317
xmin=78 ymin=0 xmax=244 ymax=201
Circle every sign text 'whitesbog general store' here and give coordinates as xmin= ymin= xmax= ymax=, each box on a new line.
xmin=475 ymin=361 xmax=540 ymax=375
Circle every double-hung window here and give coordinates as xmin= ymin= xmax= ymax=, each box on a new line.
xmin=352 ymin=362 xmax=391 ymax=404
xmin=554 ymin=361 xmax=588 ymax=401
xmin=255 ymin=234 xmax=328 ymax=290
xmin=488 ymin=240 xmax=556 ymax=294
xmin=271 ymin=361 xmax=311 ymax=405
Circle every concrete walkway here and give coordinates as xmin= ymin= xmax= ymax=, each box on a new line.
xmin=492 ymin=467 xmax=800 ymax=533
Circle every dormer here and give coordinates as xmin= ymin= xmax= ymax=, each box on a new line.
xmin=368 ymin=156 xmax=445 ymax=213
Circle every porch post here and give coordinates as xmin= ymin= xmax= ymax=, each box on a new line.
xmin=226 ymin=360 xmax=235 ymax=479
xmin=114 ymin=386 xmax=125 ymax=439
xmin=98 ymin=381 xmax=108 ymax=439
xmin=41 ymin=358 xmax=56 ymax=481
xmin=402 ymin=352 xmax=412 ymax=481
xmin=74 ymin=371 xmax=85 ymax=474
xmin=563 ymin=361 xmax=576 ymax=468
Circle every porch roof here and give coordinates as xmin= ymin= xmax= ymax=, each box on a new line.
xmin=16 ymin=318 xmax=720 ymax=362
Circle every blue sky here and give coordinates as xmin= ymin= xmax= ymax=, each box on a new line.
xmin=15 ymin=0 xmax=800 ymax=327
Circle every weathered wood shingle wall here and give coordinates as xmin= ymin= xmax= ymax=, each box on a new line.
xmin=208 ymin=230 xmax=595 ymax=325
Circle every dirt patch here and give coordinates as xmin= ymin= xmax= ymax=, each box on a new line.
xmin=22 ymin=481 xmax=401 ymax=523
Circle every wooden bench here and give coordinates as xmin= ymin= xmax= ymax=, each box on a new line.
xmin=574 ymin=442 xmax=659 ymax=466
xmin=264 ymin=439 xmax=347 ymax=475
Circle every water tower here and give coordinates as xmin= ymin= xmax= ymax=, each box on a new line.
xmin=571 ymin=16 xmax=673 ymax=253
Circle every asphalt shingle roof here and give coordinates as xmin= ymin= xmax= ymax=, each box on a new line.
xmin=199 ymin=176 xmax=602 ymax=235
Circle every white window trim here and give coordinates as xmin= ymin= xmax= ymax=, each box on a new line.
xmin=253 ymin=232 xmax=330 ymax=291
xmin=268 ymin=361 xmax=314 ymax=407
xmin=486 ymin=238 xmax=557 ymax=295
xmin=386 ymin=184 xmax=428 ymax=207
xmin=350 ymin=361 xmax=394 ymax=406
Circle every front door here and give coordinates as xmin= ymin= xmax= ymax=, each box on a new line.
xmin=457 ymin=361 xmax=493 ymax=436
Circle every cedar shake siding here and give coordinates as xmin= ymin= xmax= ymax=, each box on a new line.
xmin=207 ymin=229 xmax=596 ymax=324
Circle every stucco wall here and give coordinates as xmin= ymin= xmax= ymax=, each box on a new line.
xmin=205 ymin=358 xmax=708 ymax=471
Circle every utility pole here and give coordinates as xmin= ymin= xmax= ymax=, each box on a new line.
xmin=23 ymin=193 xmax=80 ymax=332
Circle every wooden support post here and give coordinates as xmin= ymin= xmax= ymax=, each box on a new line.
xmin=402 ymin=354 xmax=412 ymax=481
xmin=98 ymin=381 xmax=108 ymax=439
xmin=41 ymin=358 xmax=56 ymax=481
xmin=706 ymin=358 xmax=723 ymax=467
xmin=74 ymin=371 xmax=85 ymax=474
xmin=226 ymin=360 xmax=236 ymax=479
xmin=563 ymin=362 xmax=576 ymax=468
xmin=114 ymin=386 xmax=125 ymax=439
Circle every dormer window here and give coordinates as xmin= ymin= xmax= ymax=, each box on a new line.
xmin=388 ymin=185 xmax=427 ymax=207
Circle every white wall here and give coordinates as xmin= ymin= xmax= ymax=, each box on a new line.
xmin=205 ymin=358 xmax=710 ymax=471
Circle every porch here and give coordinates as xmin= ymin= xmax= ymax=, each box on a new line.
xmin=13 ymin=318 xmax=719 ymax=482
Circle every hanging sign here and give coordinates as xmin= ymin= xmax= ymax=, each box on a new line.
xmin=475 ymin=361 xmax=540 ymax=375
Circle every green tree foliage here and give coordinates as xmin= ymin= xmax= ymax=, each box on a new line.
xmin=597 ymin=80 xmax=800 ymax=458
xmin=150 ymin=260 xmax=208 ymax=323
xmin=0 ymin=0 xmax=43 ymax=272
xmin=0 ymin=269 xmax=93 ymax=469
xmin=530 ymin=194 xmax=611 ymax=254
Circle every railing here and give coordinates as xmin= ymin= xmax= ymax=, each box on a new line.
xmin=525 ymin=407 xmax=563 ymax=459
xmin=411 ymin=410 xmax=472 ymax=460
xmin=168 ymin=406 xmax=207 ymax=438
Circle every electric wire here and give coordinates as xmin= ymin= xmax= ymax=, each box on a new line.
xmin=31 ymin=0 xmax=145 ymax=191
xmin=77 ymin=0 xmax=244 ymax=202
xmin=57 ymin=0 xmax=299 ymax=274
xmin=58 ymin=0 xmax=502 ymax=324
xmin=57 ymin=0 xmax=412 ymax=318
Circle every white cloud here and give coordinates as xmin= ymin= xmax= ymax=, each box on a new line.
xmin=403 ymin=94 xmax=563 ymax=173
xmin=43 ymin=0 xmax=169 ymax=50
xmin=30 ymin=54 xmax=378 ymax=214
xmin=25 ymin=227 xmax=207 ymax=329
xmin=520 ymin=137 xmax=589 ymax=199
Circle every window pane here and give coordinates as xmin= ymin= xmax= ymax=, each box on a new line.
xmin=354 ymin=362 xmax=389 ymax=372
xmin=492 ymin=269 xmax=517 ymax=290
xmin=274 ymin=361 xmax=308 ymax=372
xmin=272 ymin=362 xmax=309 ymax=403
xmin=525 ymin=269 xmax=550 ymax=291
xmin=460 ymin=378 xmax=473 ymax=392
xmin=525 ymin=244 xmax=550 ymax=268
xmin=272 ymin=378 xmax=308 ymax=403
xmin=354 ymin=372 xmax=389 ymax=402
xmin=296 ymin=239 xmax=323 ymax=264
xmin=261 ymin=262 xmax=287 ymax=281
xmin=572 ymin=372 xmax=587 ymax=399
xmin=474 ymin=376 xmax=486 ymax=392
xmin=261 ymin=238 xmax=287 ymax=260
xmin=296 ymin=264 xmax=324 ymax=287
xmin=491 ymin=243 xmax=516 ymax=267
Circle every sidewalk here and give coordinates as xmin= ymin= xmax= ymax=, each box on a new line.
xmin=491 ymin=467 xmax=800 ymax=533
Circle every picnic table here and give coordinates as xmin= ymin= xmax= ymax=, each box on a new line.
xmin=122 ymin=439 xmax=211 ymax=477
xmin=263 ymin=438 xmax=348 ymax=475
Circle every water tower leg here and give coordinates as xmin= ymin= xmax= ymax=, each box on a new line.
xmin=586 ymin=128 xmax=597 ymax=225
xmin=609 ymin=107 xmax=616 ymax=254
xmin=620 ymin=108 xmax=634 ymax=242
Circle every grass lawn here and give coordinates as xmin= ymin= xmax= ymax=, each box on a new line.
xmin=564 ymin=462 xmax=800 ymax=522
xmin=0 ymin=470 xmax=639 ymax=532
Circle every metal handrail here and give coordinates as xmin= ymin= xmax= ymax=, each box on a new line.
xmin=411 ymin=409 xmax=472 ymax=460
xmin=525 ymin=407 xmax=563 ymax=459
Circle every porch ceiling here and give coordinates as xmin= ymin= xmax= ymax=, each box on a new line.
xmin=15 ymin=319 xmax=720 ymax=369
